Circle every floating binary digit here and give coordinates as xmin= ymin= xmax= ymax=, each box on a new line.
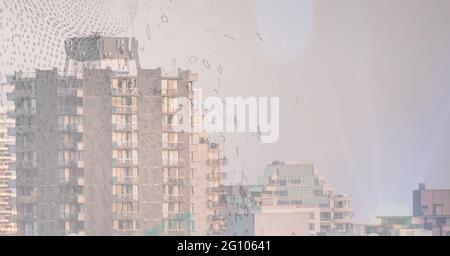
xmin=161 ymin=15 xmax=169 ymax=23
xmin=202 ymin=59 xmax=211 ymax=69
xmin=146 ymin=24 xmax=152 ymax=40
xmin=189 ymin=56 xmax=198 ymax=63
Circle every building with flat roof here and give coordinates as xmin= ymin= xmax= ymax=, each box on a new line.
xmin=13 ymin=35 xmax=226 ymax=236
xmin=377 ymin=183 xmax=450 ymax=236
xmin=224 ymin=161 xmax=354 ymax=236
xmin=0 ymin=78 xmax=16 ymax=235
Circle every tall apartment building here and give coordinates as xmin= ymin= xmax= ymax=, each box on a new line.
xmin=0 ymin=78 xmax=17 ymax=235
xmin=14 ymin=35 xmax=226 ymax=236
xmin=225 ymin=161 xmax=354 ymax=236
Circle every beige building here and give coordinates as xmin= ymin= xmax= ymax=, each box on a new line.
xmin=14 ymin=36 xmax=226 ymax=236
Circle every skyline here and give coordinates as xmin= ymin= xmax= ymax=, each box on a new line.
xmin=1 ymin=0 xmax=450 ymax=224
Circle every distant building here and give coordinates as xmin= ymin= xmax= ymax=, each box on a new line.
xmin=377 ymin=183 xmax=450 ymax=236
xmin=0 ymin=77 xmax=17 ymax=235
xmin=13 ymin=35 xmax=226 ymax=236
xmin=224 ymin=161 xmax=354 ymax=236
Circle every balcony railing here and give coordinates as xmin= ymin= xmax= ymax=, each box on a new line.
xmin=207 ymin=186 xmax=227 ymax=194
xmin=59 ymin=212 xmax=83 ymax=220
xmin=112 ymin=141 xmax=138 ymax=149
xmin=207 ymin=158 xmax=228 ymax=166
xmin=207 ymin=172 xmax=227 ymax=181
xmin=113 ymin=212 xmax=139 ymax=220
xmin=61 ymin=194 xmax=84 ymax=204
xmin=113 ymin=194 xmax=138 ymax=202
xmin=162 ymin=142 xmax=185 ymax=151
xmin=15 ymin=90 xmax=35 ymax=98
xmin=112 ymin=176 xmax=139 ymax=185
xmin=162 ymin=159 xmax=185 ymax=167
xmin=58 ymin=142 xmax=83 ymax=151
xmin=57 ymin=89 xmax=83 ymax=97
xmin=17 ymin=196 xmax=37 ymax=204
xmin=113 ymin=159 xmax=138 ymax=167
xmin=112 ymin=124 xmax=138 ymax=132
xmin=112 ymin=106 xmax=137 ymax=115
xmin=59 ymin=160 xmax=84 ymax=168
xmin=59 ymin=124 xmax=83 ymax=133
xmin=209 ymin=215 xmax=226 ymax=222
xmin=112 ymin=88 xmax=138 ymax=96
xmin=163 ymin=177 xmax=185 ymax=185
xmin=16 ymin=161 xmax=37 ymax=169
xmin=15 ymin=108 xmax=37 ymax=116
xmin=162 ymin=89 xmax=183 ymax=97
xmin=163 ymin=194 xmax=185 ymax=202
xmin=17 ymin=177 xmax=37 ymax=186
xmin=59 ymin=177 xmax=84 ymax=187
xmin=58 ymin=107 xmax=83 ymax=115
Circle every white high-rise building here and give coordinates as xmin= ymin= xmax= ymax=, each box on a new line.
xmin=225 ymin=161 xmax=354 ymax=236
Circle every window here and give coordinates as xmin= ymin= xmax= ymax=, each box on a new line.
xmin=278 ymin=180 xmax=287 ymax=186
xmin=320 ymin=212 xmax=331 ymax=220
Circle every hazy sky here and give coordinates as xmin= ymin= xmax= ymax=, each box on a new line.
xmin=2 ymin=0 xmax=450 ymax=222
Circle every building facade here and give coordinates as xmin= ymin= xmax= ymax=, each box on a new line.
xmin=224 ymin=161 xmax=354 ymax=236
xmin=13 ymin=36 xmax=226 ymax=236
xmin=0 ymin=77 xmax=16 ymax=235
xmin=377 ymin=183 xmax=450 ymax=236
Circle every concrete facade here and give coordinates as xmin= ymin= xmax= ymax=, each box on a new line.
xmin=14 ymin=36 xmax=226 ymax=236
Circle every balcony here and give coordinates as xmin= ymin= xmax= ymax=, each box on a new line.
xmin=15 ymin=90 xmax=35 ymax=99
xmin=164 ymin=212 xmax=184 ymax=219
xmin=162 ymin=89 xmax=183 ymax=97
xmin=57 ymin=89 xmax=83 ymax=97
xmin=113 ymin=212 xmax=138 ymax=220
xmin=18 ymin=213 xmax=36 ymax=221
xmin=58 ymin=107 xmax=84 ymax=116
xmin=113 ymin=159 xmax=138 ymax=168
xmin=59 ymin=212 xmax=84 ymax=221
xmin=16 ymin=143 xmax=35 ymax=152
xmin=16 ymin=161 xmax=37 ymax=170
xmin=17 ymin=195 xmax=37 ymax=204
xmin=162 ymin=142 xmax=185 ymax=151
xmin=162 ymin=160 xmax=185 ymax=168
xmin=112 ymin=141 xmax=138 ymax=149
xmin=15 ymin=125 xmax=38 ymax=134
xmin=209 ymin=215 xmax=226 ymax=222
xmin=207 ymin=172 xmax=227 ymax=181
xmin=112 ymin=106 xmax=137 ymax=115
xmin=112 ymin=124 xmax=138 ymax=132
xmin=61 ymin=194 xmax=84 ymax=204
xmin=58 ymin=142 xmax=84 ymax=151
xmin=112 ymin=88 xmax=137 ymax=96
xmin=112 ymin=176 xmax=139 ymax=185
xmin=59 ymin=160 xmax=84 ymax=168
xmin=207 ymin=158 xmax=228 ymax=166
xmin=163 ymin=194 xmax=185 ymax=202
xmin=17 ymin=177 xmax=37 ymax=186
xmin=59 ymin=124 xmax=83 ymax=133
xmin=333 ymin=207 xmax=355 ymax=213
xmin=207 ymin=186 xmax=227 ymax=195
xmin=59 ymin=177 xmax=84 ymax=187
xmin=163 ymin=177 xmax=185 ymax=185
xmin=15 ymin=108 xmax=37 ymax=117
xmin=113 ymin=194 xmax=138 ymax=202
